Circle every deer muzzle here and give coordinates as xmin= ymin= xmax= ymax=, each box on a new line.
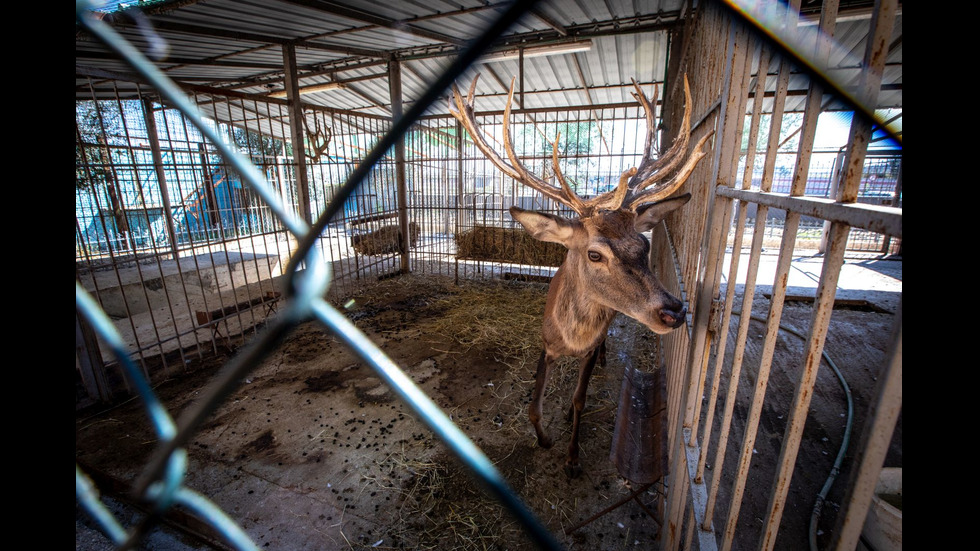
xmin=659 ymin=304 xmax=687 ymax=329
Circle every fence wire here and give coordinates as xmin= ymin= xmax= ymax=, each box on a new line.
xmin=74 ymin=1 xmax=564 ymax=549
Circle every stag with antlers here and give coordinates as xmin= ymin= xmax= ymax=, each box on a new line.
xmin=449 ymin=74 xmax=711 ymax=478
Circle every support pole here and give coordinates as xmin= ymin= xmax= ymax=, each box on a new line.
xmin=197 ymin=143 xmax=219 ymax=231
xmin=519 ymin=47 xmax=525 ymax=109
xmin=389 ymin=59 xmax=410 ymax=274
xmin=76 ymin=309 xmax=109 ymax=402
xmin=881 ymin=160 xmax=902 ymax=255
xmin=141 ymin=97 xmax=180 ymax=260
xmin=282 ymin=42 xmax=313 ymax=225
xmin=455 ymin=118 xmax=464 ymax=285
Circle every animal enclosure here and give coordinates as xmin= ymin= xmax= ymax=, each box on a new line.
xmin=76 ymin=1 xmax=902 ymax=550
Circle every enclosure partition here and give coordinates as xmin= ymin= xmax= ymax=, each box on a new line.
xmin=406 ymin=101 xmax=685 ymax=283
xmin=75 ymin=82 xmax=662 ymax=391
xmin=76 ymin=81 xmax=410 ymax=393
xmin=655 ymin=1 xmax=902 ymax=550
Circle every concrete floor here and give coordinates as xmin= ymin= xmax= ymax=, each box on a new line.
xmin=76 ymin=252 xmax=902 ymax=550
xmin=722 ymin=251 xmax=903 ymax=314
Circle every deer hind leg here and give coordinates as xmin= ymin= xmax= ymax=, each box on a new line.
xmin=529 ymin=350 xmax=555 ymax=449
xmin=565 ymin=343 xmax=603 ymax=478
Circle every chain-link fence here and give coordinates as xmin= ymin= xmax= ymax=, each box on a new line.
xmin=75 ymin=2 xmax=563 ymax=548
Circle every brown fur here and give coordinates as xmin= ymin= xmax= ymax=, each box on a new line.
xmin=512 ymin=204 xmax=689 ymax=478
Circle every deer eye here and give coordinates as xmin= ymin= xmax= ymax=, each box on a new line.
xmin=587 ymin=251 xmax=602 ymax=262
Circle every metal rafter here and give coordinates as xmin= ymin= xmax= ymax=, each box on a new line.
xmin=279 ymin=0 xmax=467 ymax=46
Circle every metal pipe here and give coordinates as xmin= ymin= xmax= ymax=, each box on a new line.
xmin=715 ymin=185 xmax=901 ymax=238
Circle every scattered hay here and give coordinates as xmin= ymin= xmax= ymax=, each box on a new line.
xmin=420 ymin=279 xmax=549 ymax=365
xmin=352 ymin=222 xmax=421 ymax=256
xmin=386 ymin=453 xmax=522 ymax=551
xmin=455 ymin=226 xmax=566 ymax=267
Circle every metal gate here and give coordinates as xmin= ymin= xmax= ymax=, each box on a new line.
xmin=655 ymin=2 xmax=901 ymax=550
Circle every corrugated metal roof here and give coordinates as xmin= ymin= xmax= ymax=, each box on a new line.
xmin=76 ymin=0 xmax=902 ymax=119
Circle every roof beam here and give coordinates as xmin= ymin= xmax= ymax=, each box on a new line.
xmin=118 ymin=20 xmax=287 ymax=46
xmin=529 ymin=7 xmax=568 ymax=36
xmin=304 ymin=3 xmax=498 ymax=41
xmin=279 ymin=0 xmax=467 ymax=46
xmin=386 ymin=10 xmax=683 ymax=64
xmin=75 ymin=49 xmax=286 ymax=70
xmin=120 ymin=19 xmax=386 ymax=58
xmin=343 ymin=83 xmax=391 ymax=115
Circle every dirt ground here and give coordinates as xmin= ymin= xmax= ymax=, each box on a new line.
xmin=75 ymin=262 xmax=901 ymax=550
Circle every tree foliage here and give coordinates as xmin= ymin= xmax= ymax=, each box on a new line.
xmin=76 ymin=101 xmax=124 ymax=190
xmin=230 ymin=126 xmax=283 ymax=158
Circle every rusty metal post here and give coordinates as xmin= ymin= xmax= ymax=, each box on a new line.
xmin=282 ymin=42 xmax=313 ymax=225
xmin=830 ymin=299 xmax=901 ymax=551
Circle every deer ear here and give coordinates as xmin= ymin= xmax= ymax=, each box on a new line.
xmin=510 ymin=206 xmax=576 ymax=245
xmin=634 ymin=193 xmax=692 ymax=232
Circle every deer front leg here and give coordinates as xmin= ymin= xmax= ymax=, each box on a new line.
xmin=567 ymin=338 xmax=606 ymax=421
xmin=565 ymin=344 xmax=602 ymax=478
xmin=528 ymin=350 xmax=556 ymax=449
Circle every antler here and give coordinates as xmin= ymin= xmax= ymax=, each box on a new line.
xmin=449 ymin=75 xmax=581 ymax=211
xmin=621 ymin=75 xmax=714 ymax=210
xmin=448 ymin=73 xmax=712 ymax=217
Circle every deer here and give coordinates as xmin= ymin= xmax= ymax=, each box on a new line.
xmin=449 ymin=73 xmax=712 ymax=478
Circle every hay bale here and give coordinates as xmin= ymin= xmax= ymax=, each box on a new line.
xmin=455 ymin=226 xmax=567 ymax=267
xmin=351 ymin=222 xmax=420 ymax=256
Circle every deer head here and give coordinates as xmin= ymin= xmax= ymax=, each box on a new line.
xmin=449 ymin=74 xmax=711 ymax=337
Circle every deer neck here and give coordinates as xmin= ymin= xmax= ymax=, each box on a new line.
xmin=542 ymin=262 xmax=617 ymax=357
